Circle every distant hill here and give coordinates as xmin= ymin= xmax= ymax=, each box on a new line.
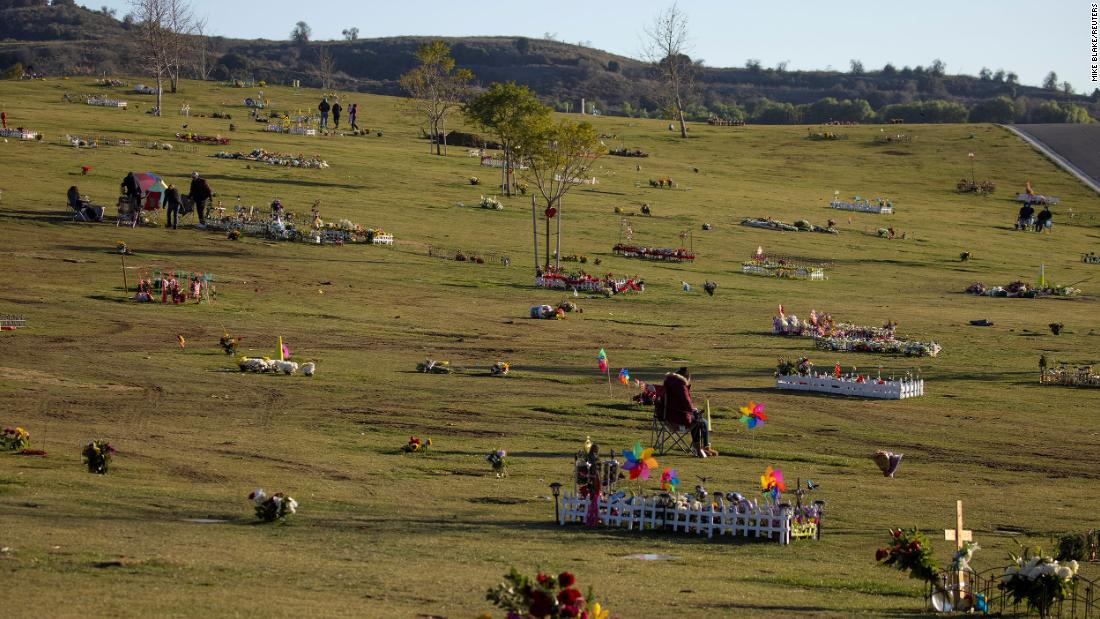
xmin=1 ymin=1 xmax=1097 ymax=123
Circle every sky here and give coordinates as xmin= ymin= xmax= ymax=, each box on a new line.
xmin=98 ymin=0 xmax=1097 ymax=91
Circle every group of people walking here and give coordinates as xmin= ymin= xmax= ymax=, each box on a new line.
xmin=317 ymin=97 xmax=359 ymax=131
xmin=1016 ymin=202 xmax=1054 ymax=232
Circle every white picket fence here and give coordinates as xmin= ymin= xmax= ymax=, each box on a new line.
xmin=558 ymin=492 xmax=819 ymax=545
xmin=776 ymin=374 xmax=923 ymax=399
xmin=828 ymin=200 xmax=893 ymax=214
xmin=741 ymin=263 xmax=826 ymax=280
xmin=86 ymin=97 xmax=127 ymax=109
xmin=1083 ymin=254 xmax=1100 ymax=265
xmin=371 ymin=234 xmax=394 ymax=246
xmin=0 ymin=128 xmax=38 ymax=140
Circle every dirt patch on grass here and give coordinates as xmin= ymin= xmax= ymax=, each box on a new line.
xmin=0 ymin=366 xmax=140 ymax=392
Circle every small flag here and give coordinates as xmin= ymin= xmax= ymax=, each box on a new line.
xmin=280 ymin=339 xmax=290 ymax=361
xmin=618 ymin=368 xmax=630 ymax=385
xmin=597 ymin=348 xmax=608 ymax=373
xmin=176 ymin=334 xmax=186 ymax=349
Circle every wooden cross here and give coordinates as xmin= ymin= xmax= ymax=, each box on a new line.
xmin=944 ymin=500 xmax=974 ymax=610
xmin=944 ymin=500 xmax=973 ymax=549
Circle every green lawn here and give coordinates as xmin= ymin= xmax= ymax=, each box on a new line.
xmin=0 ymin=77 xmax=1098 ymax=618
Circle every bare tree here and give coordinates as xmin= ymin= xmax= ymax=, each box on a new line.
xmin=164 ymin=0 xmax=194 ymax=93
xmin=130 ymin=0 xmax=172 ymax=114
xmin=342 ymin=27 xmax=359 ymax=41
xmin=643 ymin=2 xmax=693 ymax=138
xmin=192 ymin=16 xmax=215 ymax=80
xmin=317 ymin=45 xmax=335 ymax=90
xmin=400 ymin=41 xmax=473 ymax=156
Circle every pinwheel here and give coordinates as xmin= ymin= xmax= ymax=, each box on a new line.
xmin=659 ymin=467 xmax=679 ymax=493
xmin=738 ymin=400 xmax=766 ymax=429
xmin=621 ymin=441 xmax=658 ymax=481
xmin=760 ymin=465 xmax=786 ymax=502
xmin=618 ymin=368 xmax=630 ymax=385
xmin=596 ymin=348 xmax=608 ymax=373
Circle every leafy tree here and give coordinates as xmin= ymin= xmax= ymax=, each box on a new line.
xmin=342 ymin=27 xmax=359 ymax=41
xmin=1061 ymin=81 xmax=1074 ymax=95
xmin=849 ymin=59 xmax=863 ymax=75
xmin=968 ymin=96 xmax=1015 ymax=123
xmin=513 ymin=37 xmax=529 ymax=55
xmin=400 ymin=41 xmax=473 ymax=155
xmin=1006 ymin=72 xmax=1018 ymax=85
xmin=993 ymin=69 xmax=1005 ymax=83
xmin=978 ymin=67 xmax=992 ymax=81
xmin=607 ymin=60 xmax=620 ymax=73
xmin=515 ymin=117 xmax=604 ymax=269
xmin=929 ymin=58 xmax=946 ymax=76
xmin=464 ymin=81 xmax=550 ymax=195
xmin=1042 ymin=71 xmax=1058 ymax=90
xmin=882 ymin=63 xmax=896 ymax=76
xmin=291 ymin=21 xmax=310 ymax=44
xmin=643 ymin=2 xmax=693 ymax=138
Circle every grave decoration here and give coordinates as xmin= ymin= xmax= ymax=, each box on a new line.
xmin=1 ymin=426 xmax=30 ymax=451
xmin=479 ymin=154 xmax=528 ymax=170
xmin=0 ymin=314 xmax=26 ymax=331
xmin=556 ymin=453 xmax=823 ymax=544
xmin=807 ymin=129 xmax=846 ymax=140
xmin=85 ymin=95 xmax=127 ymax=108
xmin=775 ymin=358 xmax=924 ymax=399
xmin=487 ymin=450 xmax=508 ymax=477
xmin=872 ymin=450 xmax=903 ymax=477
xmin=1040 ymin=362 xmax=1100 ymax=388
xmin=741 ymin=217 xmax=838 ymax=234
xmin=1000 ymin=548 xmax=1079 ymax=617
xmin=608 ymin=147 xmax=649 ymax=157
xmin=534 ymin=266 xmax=644 ymax=295
xmin=490 ymin=362 xmax=510 ymax=376
xmin=648 ymin=177 xmax=675 ymax=188
xmin=555 ymin=173 xmax=598 ymax=185
xmin=264 ymin=114 xmax=318 ymax=136
xmin=773 ymin=305 xmax=941 ymax=357
xmin=62 ymin=134 xmax=131 ymax=148
xmin=875 ymin=528 xmax=939 ymax=583
xmin=81 ymin=440 xmax=115 ymax=474
xmin=829 ymin=194 xmax=894 ymax=214
xmin=485 ymin=568 xmax=611 ymax=619
xmin=965 ymin=280 xmax=1079 ymax=298
xmin=417 ymin=359 xmax=453 ymax=374
xmin=401 ymin=436 xmax=431 ymax=454
xmin=956 ymin=178 xmax=996 ymax=194
xmin=213 ymin=149 xmax=328 ymax=169
xmin=219 ymin=332 xmax=239 ymax=355
xmin=205 ymin=203 xmax=391 ymax=246
xmin=94 ymin=78 xmax=128 ymax=87
xmin=1015 ymin=182 xmax=1059 ymax=205
xmin=248 ymin=489 xmax=298 ymax=523
xmin=0 ymin=127 xmax=40 ymax=140
xmin=874 ymin=133 xmax=912 ymax=144
xmin=1082 ymin=252 xmax=1100 ymax=265
xmin=237 ymin=357 xmax=315 ymax=376
xmin=132 ymin=269 xmax=215 ymax=304
xmin=175 ymin=132 xmax=229 ymax=145
xmin=478 ymin=195 xmax=503 ymax=210
xmin=742 ymin=249 xmax=826 ymax=280
xmin=612 ymin=243 xmax=695 ymax=262
xmin=530 ymin=305 xmax=566 ymax=320
xmin=707 ymin=117 xmax=746 ymax=126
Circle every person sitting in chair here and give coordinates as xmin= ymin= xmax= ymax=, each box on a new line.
xmin=67 ymin=185 xmax=103 ymax=222
xmin=662 ymin=367 xmax=717 ymax=458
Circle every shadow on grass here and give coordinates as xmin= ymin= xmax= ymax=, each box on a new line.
xmin=60 ymin=244 xmax=246 ymax=259
xmin=203 ymin=174 xmax=363 ymax=190
xmin=87 ymin=294 xmax=130 ymax=304
xmin=0 ymin=209 xmax=76 ymax=223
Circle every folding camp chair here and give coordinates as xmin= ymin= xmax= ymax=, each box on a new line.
xmin=650 ymin=385 xmax=693 ymax=456
xmin=117 ymin=196 xmax=139 ymax=227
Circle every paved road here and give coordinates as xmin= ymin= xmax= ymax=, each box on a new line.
xmin=1007 ymin=124 xmax=1100 ymax=195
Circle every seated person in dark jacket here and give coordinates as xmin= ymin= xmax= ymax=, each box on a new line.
xmin=67 ymin=185 xmax=104 ymax=222
xmin=1016 ymin=203 xmax=1034 ymax=230
xmin=662 ymin=367 xmax=718 ymax=458
xmin=1034 ymin=205 xmax=1052 ymax=232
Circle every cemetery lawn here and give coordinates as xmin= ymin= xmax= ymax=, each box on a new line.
xmin=1 ymin=78 xmax=1098 ymax=618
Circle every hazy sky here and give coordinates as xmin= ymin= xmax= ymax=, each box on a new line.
xmin=99 ymin=0 xmax=1096 ymax=91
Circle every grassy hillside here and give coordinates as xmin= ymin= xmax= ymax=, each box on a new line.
xmin=0 ymin=77 xmax=1098 ymax=618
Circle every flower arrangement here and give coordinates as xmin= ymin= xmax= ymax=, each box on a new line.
xmin=116 ymin=240 xmax=129 ymax=254
xmin=775 ymin=357 xmax=813 ymax=376
xmin=469 ymin=176 xmax=480 ymax=185
xmin=491 ymin=362 xmax=510 ymax=376
xmin=487 ymin=449 xmax=508 ymax=477
xmin=81 ymin=440 xmax=116 ymax=474
xmin=875 ymin=528 xmax=939 ymax=582
xmin=951 ymin=541 xmax=980 ymax=573
xmin=1000 ymin=548 xmax=1079 ymax=617
xmin=485 ymin=568 xmax=610 ymax=619
xmin=249 ymin=488 xmax=298 ymax=522
xmin=401 ymin=436 xmax=432 ymax=454
xmin=2 ymin=426 xmax=30 ymax=451
xmin=966 ymin=281 xmax=1080 ymax=298
xmin=219 ymin=332 xmax=239 ymax=355
xmin=479 ymin=195 xmax=504 ymax=210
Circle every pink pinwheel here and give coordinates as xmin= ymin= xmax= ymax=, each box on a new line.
xmin=739 ymin=401 xmax=767 ymax=429
xmin=760 ymin=465 xmax=786 ymax=502
xmin=621 ymin=441 xmax=658 ymax=481
xmin=659 ymin=467 xmax=679 ymax=492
